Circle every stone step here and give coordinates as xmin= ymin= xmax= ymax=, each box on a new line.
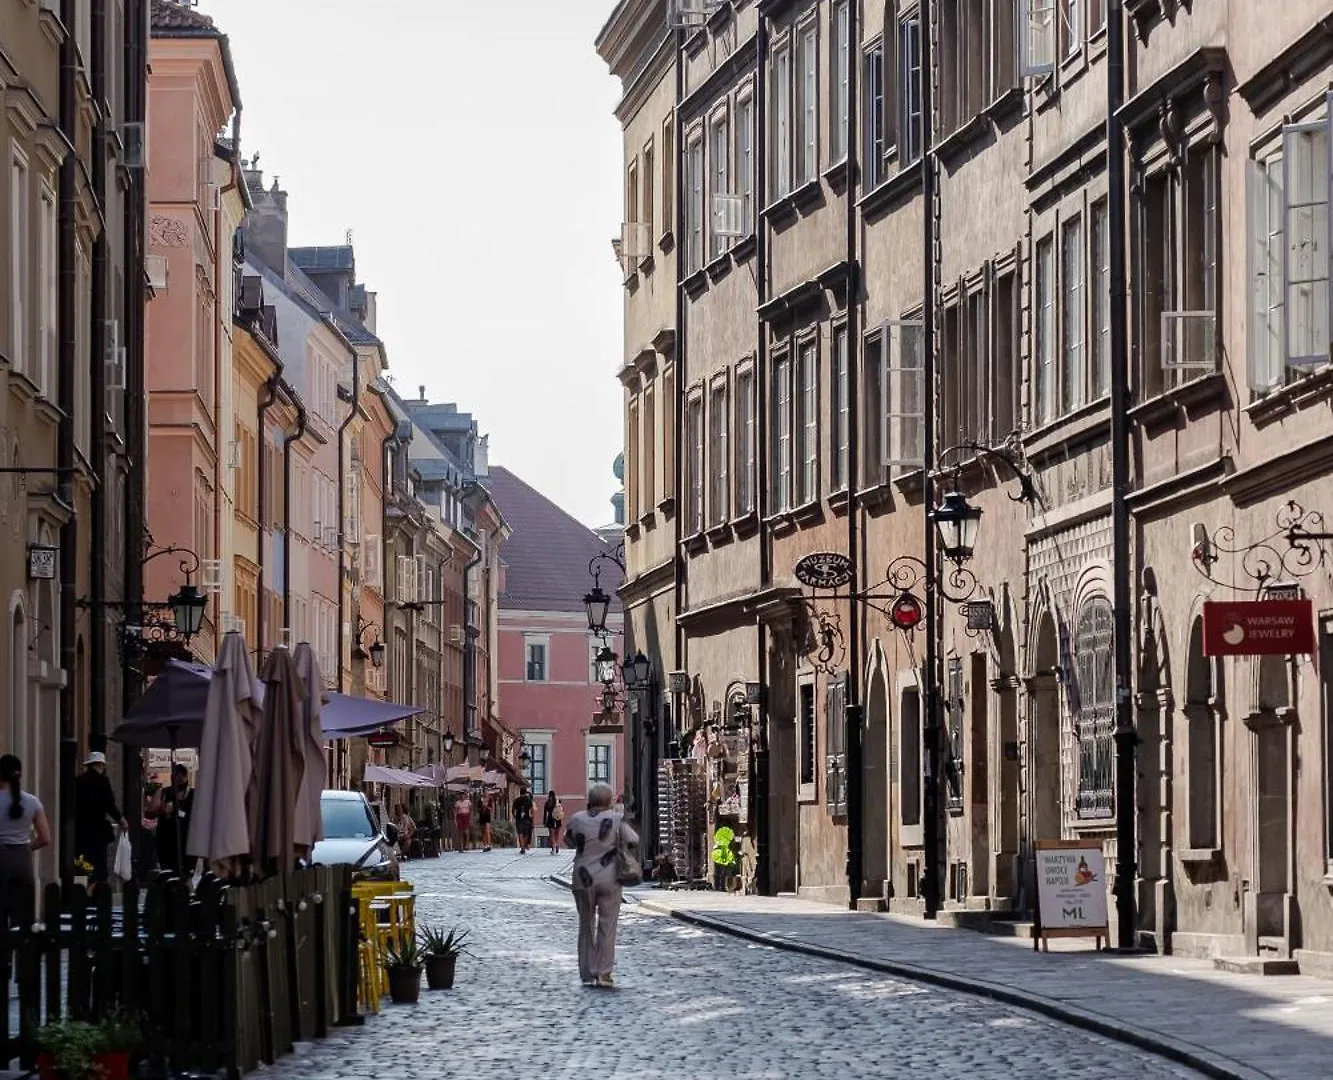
xmin=1213 ymin=954 xmax=1300 ymax=976
xmin=935 ymin=908 xmax=1035 ymax=937
xmin=855 ymin=897 xmax=886 ymax=913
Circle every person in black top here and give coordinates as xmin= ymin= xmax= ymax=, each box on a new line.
xmin=153 ymin=763 xmax=194 ymax=877
xmin=73 ymin=752 xmax=125 ymax=884
xmin=512 ymin=787 xmax=535 ymax=854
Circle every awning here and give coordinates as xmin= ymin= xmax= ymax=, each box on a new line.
xmin=486 ymin=756 xmax=527 ymax=786
xmin=364 ymin=764 xmax=434 ymax=788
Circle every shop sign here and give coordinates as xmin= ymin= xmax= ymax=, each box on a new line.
xmin=793 ymin=551 xmax=854 ymax=590
xmin=1034 ymin=840 xmax=1108 ymax=949
xmin=365 ymin=731 xmax=398 ymax=748
xmin=1202 ymin=599 xmax=1314 ymax=656
xmin=27 ymin=544 xmax=58 ymax=581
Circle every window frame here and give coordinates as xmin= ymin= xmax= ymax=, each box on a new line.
xmin=684 ymin=129 xmax=705 ymax=274
xmin=770 ymin=348 xmax=793 ymax=513
xmin=523 ymin=635 xmax=550 ymax=683
xmin=830 ymin=0 xmax=851 ymax=165
xmin=831 ymin=323 xmax=850 ymax=493
xmin=709 ymin=104 xmax=732 ymax=259
xmin=736 ymin=88 xmax=757 ymax=234
xmin=1072 ymin=597 xmax=1115 ymax=822
xmin=771 ymin=37 xmax=794 ymax=198
xmin=708 ymin=373 xmax=730 ymax=528
xmin=735 ymin=361 xmax=757 ymax=517
xmin=796 ymin=14 xmax=819 ymax=186
xmin=685 ymin=386 xmax=705 ymax=536
xmin=794 ymin=333 xmax=819 ymax=506
xmin=797 ymin=674 xmax=817 ymax=802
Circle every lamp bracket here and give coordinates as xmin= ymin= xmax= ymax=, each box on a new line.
xmin=1191 ymin=499 xmax=1333 ymax=597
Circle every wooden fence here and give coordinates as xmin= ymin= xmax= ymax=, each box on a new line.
xmin=0 ymin=865 xmax=358 ymax=1078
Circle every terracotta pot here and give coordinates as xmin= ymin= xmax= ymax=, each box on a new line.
xmin=425 ymin=953 xmax=457 ymax=990
xmin=35 ymin=1052 xmax=57 ymax=1080
xmin=386 ymin=964 xmax=422 ymax=1004
xmin=95 ymin=1050 xmax=131 ymax=1080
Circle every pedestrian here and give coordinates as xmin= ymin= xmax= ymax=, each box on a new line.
xmin=478 ymin=792 xmax=493 ymax=852
xmin=152 ymin=763 xmax=193 ymax=877
xmin=512 ymin=786 xmax=534 ymax=854
xmin=73 ymin=751 xmax=126 ymax=885
xmin=565 ymin=782 xmax=638 ymax=988
xmin=543 ymin=790 xmax=564 ymax=854
xmin=453 ymin=793 xmax=472 ymax=851
xmin=394 ymin=803 xmax=415 ymax=859
xmin=0 ymin=754 xmax=50 ymax=925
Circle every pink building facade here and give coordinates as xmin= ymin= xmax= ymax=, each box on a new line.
xmin=487 ymin=468 xmax=624 ymax=825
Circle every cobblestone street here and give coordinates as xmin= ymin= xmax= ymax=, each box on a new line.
xmin=266 ymin=853 xmax=1204 ymax=1079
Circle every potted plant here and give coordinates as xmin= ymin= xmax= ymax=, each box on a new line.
xmin=35 ymin=1019 xmax=103 ymax=1080
xmin=382 ymin=935 xmax=425 ymax=1005
xmin=93 ymin=1010 xmax=140 ymax=1080
xmin=418 ymin=925 xmax=470 ymax=990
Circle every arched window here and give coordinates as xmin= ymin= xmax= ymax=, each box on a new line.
xmin=1184 ymin=617 xmax=1221 ymax=853
xmin=9 ymin=600 xmax=26 ymax=761
xmin=1074 ymin=597 xmax=1114 ymax=820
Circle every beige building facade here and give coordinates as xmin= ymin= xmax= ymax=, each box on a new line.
xmin=604 ymin=0 xmax=1333 ymax=966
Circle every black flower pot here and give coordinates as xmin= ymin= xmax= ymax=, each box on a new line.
xmin=425 ymin=953 xmax=457 ymax=990
xmin=387 ymin=965 xmax=423 ymax=1004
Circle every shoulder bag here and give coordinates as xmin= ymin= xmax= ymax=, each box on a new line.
xmin=615 ymin=817 xmax=642 ymax=887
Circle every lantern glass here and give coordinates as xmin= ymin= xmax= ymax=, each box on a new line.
xmin=170 ymin=584 xmax=208 ymax=637
xmin=442 ymin=731 xmax=456 ymax=754
xmin=583 ymin=585 xmax=611 ymax=634
xmin=623 ymin=651 xmax=652 ymax=689
xmin=932 ymin=490 xmax=983 ymax=563
xmin=369 ymin=639 xmax=386 ymax=669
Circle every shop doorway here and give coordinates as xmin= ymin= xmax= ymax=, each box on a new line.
xmin=1251 ymin=655 xmax=1293 ymax=950
xmin=1030 ymin=613 xmax=1061 ymax=846
xmin=863 ymin=655 xmax=889 ymax=897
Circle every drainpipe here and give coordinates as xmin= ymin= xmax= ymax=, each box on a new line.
xmin=57 ymin=0 xmax=79 ymax=878
xmin=334 ymin=334 xmax=360 ymax=693
xmin=463 ymin=535 xmax=482 ymax=754
xmin=214 ymin=163 xmax=238 ymax=653
xmin=282 ymin=390 xmax=308 ymax=627
xmin=842 ymin=0 xmax=862 ymax=911
xmin=753 ymin=20 xmax=771 ymax=895
xmin=671 ymin=26 xmax=685 ymax=750
xmin=89 ymin=0 xmax=108 ymax=746
xmin=255 ymin=370 xmax=280 ymax=654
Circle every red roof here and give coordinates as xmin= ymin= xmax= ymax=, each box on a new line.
xmin=485 ymin=467 xmax=622 ymax=615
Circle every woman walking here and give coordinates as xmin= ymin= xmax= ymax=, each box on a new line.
xmin=478 ymin=793 xmax=493 ymax=852
xmin=565 ymin=782 xmax=637 ymax=988
xmin=543 ymin=790 xmax=564 ymax=854
xmin=0 ymin=755 xmax=50 ymax=925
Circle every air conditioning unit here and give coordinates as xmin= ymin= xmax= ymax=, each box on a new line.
xmin=145 ymin=255 xmax=168 ymax=292
xmin=668 ymin=0 xmax=722 ymax=28
xmin=120 ymin=122 xmax=145 ymax=169
xmin=712 ymin=193 xmax=747 ymax=238
xmin=447 ymin=625 xmax=464 ymax=646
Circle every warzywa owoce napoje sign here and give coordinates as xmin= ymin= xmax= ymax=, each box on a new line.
xmin=1202 ymin=598 xmax=1315 ymax=657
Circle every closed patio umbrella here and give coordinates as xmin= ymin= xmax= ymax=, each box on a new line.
xmin=292 ymin=643 xmax=326 ymax=852
xmin=187 ymin=632 xmax=261 ymax=866
xmin=249 ymin=646 xmax=305 ymax=877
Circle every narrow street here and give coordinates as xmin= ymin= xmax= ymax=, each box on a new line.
xmin=266 ymin=854 xmax=1205 ymax=1080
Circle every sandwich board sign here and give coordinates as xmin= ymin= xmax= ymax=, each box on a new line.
xmin=1033 ymin=839 xmax=1108 ymax=951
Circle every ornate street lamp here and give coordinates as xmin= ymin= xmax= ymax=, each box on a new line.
xmin=369 ymin=638 xmax=386 ymax=669
xmin=442 ymin=729 xmax=456 ymax=754
xmin=169 ymin=583 xmax=208 ymax=638
xmin=353 ymin=617 xmax=386 ymax=669
xmin=583 ymin=584 xmax=612 ymax=635
xmin=594 ymin=644 xmax=618 ymax=686
xmin=621 ymin=650 xmax=652 ymax=689
xmin=931 ymin=490 xmax=983 ymax=566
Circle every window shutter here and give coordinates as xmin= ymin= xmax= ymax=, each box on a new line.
xmin=1019 ymin=0 xmax=1056 ymax=78
xmin=885 ymin=319 xmax=926 ymax=470
xmin=825 ymin=674 xmax=847 ymax=818
xmin=1282 ymin=114 xmax=1331 ymax=369
xmin=415 ymin=555 xmax=428 ymax=603
xmin=714 ymin=194 xmax=746 ymax=238
xmin=1247 ymin=157 xmax=1285 ymax=393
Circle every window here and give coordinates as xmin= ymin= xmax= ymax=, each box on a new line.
xmin=37 ymin=186 xmax=55 ymax=397
xmin=831 ymin=326 xmax=849 ymax=491
xmin=737 ymin=95 xmax=756 ymax=233
xmin=587 ymin=741 xmax=612 ymax=787
xmin=663 ymin=366 xmax=677 ymax=496
xmin=771 ymin=352 xmax=792 ymax=512
xmin=795 ymin=338 xmax=818 ymax=505
xmin=1034 ymin=236 xmax=1055 ymax=425
xmin=797 ymin=21 xmax=818 ymax=184
xmin=885 ymin=319 xmax=925 ymax=470
xmin=826 ymin=673 xmax=847 ymax=817
xmin=10 ymin=151 xmax=28 ymax=376
xmin=1061 ymin=215 xmax=1085 ymax=413
xmin=864 ymin=42 xmax=887 ymax=188
xmin=685 ymin=136 xmax=704 ymax=274
xmin=1283 ymin=119 xmax=1329 ymax=368
xmin=1090 ymin=0 xmax=1106 ymax=33
xmin=708 ymin=378 xmax=728 ymax=527
xmin=524 ymin=638 xmax=548 ymax=682
xmin=642 ymin=140 xmax=655 ymax=241
xmin=898 ymin=10 xmax=923 ymax=165
xmin=992 ymin=268 xmax=1019 ymax=439
xmin=772 ymin=43 xmax=793 ymax=197
xmin=1060 ymin=0 xmax=1079 ymax=58
xmin=941 ymin=0 xmax=985 ymax=133
xmin=525 ymin=741 xmax=549 ymax=795
xmin=1185 ymin=619 xmax=1220 ymax=853
xmin=831 ymin=2 xmax=850 ymax=163
xmin=900 ymin=685 xmax=922 ymax=827
xmin=862 ymin=332 xmax=884 ymax=482
xmin=1090 ymin=200 xmax=1110 ymax=399
xmin=626 ymin=398 xmax=640 ymax=521
xmin=643 ymin=383 xmax=657 ymax=508
xmin=685 ymin=391 xmax=704 ymax=534
xmin=626 ymin=158 xmax=639 ymax=243
xmin=735 ymin=366 xmax=756 ymax=515
xmin=662 ymin=112 xmax=675 ymax=240
xmin=1074 ymin=598 xmax=1114 ymax=820
xmin=1248 ymin=154 xmax=1286 ymax=394
xmin=798 ymin=680 xmax=816 ymax=791
xmin=1020 ymin=0 xmax=1057 ymax=77
xmin=710 ymin=113 xmax=730 ymax=258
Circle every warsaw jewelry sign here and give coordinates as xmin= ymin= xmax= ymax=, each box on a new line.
xmin=1202 ymin=599 xmax=1314 ymax=657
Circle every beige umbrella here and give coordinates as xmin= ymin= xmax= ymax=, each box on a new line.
xmin=187 ymin=631 xmax=261 ymax=865
xmin=291 ymin=643 xmax=326 ymax=852
xmin=249 ymin=647 xmax=305 ymax=876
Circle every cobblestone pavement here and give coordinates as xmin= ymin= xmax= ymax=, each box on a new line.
xmin=265 ymin=851 xmax=1205 ymax=1080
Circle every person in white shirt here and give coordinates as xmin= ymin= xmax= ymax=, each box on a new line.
xmin=0 ymin=754 xmax=50 ymax=922
xmin=564 ymin=782 xmax=638 ymax=987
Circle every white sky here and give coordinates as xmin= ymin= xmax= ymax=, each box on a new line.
xmin=203 ymin=0 xmax=626 ymax=528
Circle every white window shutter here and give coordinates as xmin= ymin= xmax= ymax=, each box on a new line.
xmin=1247 ymin=157 xmax=1285 ymax=393
xmin=713 ymin=194 xmax=746 ymax=238
xmin=363 ymin=535 xmax=381 ymax=589
xmin=1282 ymin=115 xmax=1331 ymax=368
xmin=414 ymin=554 xmax=428 ymax=603
xmin=886 ymin=319 xmax=926 ymax=469
xmin=396 ymin=554 xmax=411 ymax=603
xmin=1019 ymin=0 xmax=1056 ymax=78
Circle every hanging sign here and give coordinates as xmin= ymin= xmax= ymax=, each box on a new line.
xmin=365 ymin=730 xmax=398 ymax=748
xmin=1202 ymin=599 xmax=1314 ymax=656
xmin=793 ymin=551 xmax=854 ymax=590
xmin=1033 ymin=839 xmax=1108 ymax=951
xmin=27 ymin=544 xmax=58 ymax=581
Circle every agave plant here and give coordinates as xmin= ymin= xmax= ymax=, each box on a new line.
xmin=418 ymin=925 xmax=471 ymax=958
xmin=382 ymin=934 xmax=425 ymax=971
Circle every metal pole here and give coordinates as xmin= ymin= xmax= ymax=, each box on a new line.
xmin=920 ymin=0 xmax=942 ymax=921
xmin=1107 ymin=0 xmax=1137 ymax=949
xmin=843 ymin=0 xmax=863 ymax=911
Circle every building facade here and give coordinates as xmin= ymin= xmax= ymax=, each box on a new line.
xmin=604 ymin=0 xmax=1333 ymax=964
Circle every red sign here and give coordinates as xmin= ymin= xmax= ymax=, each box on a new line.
xmin=1202 ymin=599 xmax=1315 ymax=656
xmin=365 ymin=730 xmax=398 ymax=748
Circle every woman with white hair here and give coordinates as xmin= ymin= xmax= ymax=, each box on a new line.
xmin=564 ymin=782 xmax=638 ymax=987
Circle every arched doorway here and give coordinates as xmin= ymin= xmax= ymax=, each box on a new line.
xmin=862 ymin=644 xmax=889 ymax=897
xmin=8 ymin=596 xmax=26 ymax=761
xmin=1030 ymin=612 xmax=1061 ymax=847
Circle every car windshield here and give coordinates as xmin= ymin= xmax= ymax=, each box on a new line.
xmin=320 ymin=798 xmax=378 ymax=840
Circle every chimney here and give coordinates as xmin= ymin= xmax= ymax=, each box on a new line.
xmin=241 ymin=165 xmax=289 ymax=275
xmin=418 ymin=385 xmax=426 ymax=401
